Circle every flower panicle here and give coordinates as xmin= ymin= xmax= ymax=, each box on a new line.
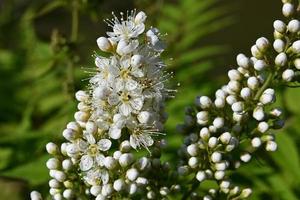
xmin=176 ymin=1 xmax=300 ymax=199
xmin=31 ymin=10 xmax=175 ymax=200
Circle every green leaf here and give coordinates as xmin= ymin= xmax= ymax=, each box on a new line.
xmin=1 ymin=154 xmax=50 ymax=186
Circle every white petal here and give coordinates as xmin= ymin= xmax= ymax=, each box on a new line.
xmin=131 ymin=68 xmax=144 ymax=78
xmin=77 ymin=139 xmax=89 ymax=151
xmin=80 ymin=155 xmax=94 ymax=171
xmin=130 ymin=97 xmax=144 ymax=111
xmin=96 ymin=119 xmax=109 ymax=130
xmin=143 ymin=134 xmax=154 ymax=146
xmin=130 ymin=135 xmax=138 ymax=149
xmin=98 ymin=139 xmax=112 ymax=151
xmin=109 ymin=127 xmax=122 ymax=139
xmin=96 ymin=154 xmax=105 ymax=167
xmin=125 ymin=79 xmax=138 ymax=91
xmin=108 ymin=93 xmax=120 ymax=105
xmin=120 ymin=55 xmax=131 ymax=69
xmin=85 ymin=133 xmax=96 ymax=144
xmin=120 ymin=103 xmax=132 ymax=116
xmin=100 ymin=169 xmax=109 ymax=184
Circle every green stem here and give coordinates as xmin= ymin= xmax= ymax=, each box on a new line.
xmin=71 ymin=0 xmax=79 ymax=42
xmin=254 ymin=72 xmax=274 ymax=101
xmin=66 ymin=0 xmax=79 ymax=98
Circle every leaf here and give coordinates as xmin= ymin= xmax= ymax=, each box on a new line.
xmin=1 ymin=154 xmax=50 ymax=186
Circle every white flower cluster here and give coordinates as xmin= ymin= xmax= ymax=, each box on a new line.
xmin=176 ymin=1 xmax=300 ymax=199
xmin=31 ymin=10 xmax=174 ymax=200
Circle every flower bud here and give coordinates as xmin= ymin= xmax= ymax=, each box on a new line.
xmin=126 ymin=168 xmax=139 ymax=181
xmin=282 ymin=3 xmax=294 ymax=17
xmin=240 ymin=153 xmax=251 ymax=162
xmin=200 ymin=127 xmax=210 ymax=140
xmin=187 ymin=144 xmax=199 ymax=156
xmin=104 ymin=156 xmax=117 ymax=170
xmin=128 ymin=183 xmax=138 ymax=195
xmin=74 ymin=111 xmax=89 ymax=122
xmin=196 ymin=171 xmax=206 ymax=182
xmin=214 ymin=170 xmax=225 ymax=180
xmin=228 ymin=69 xmax=242 ymax=80
xmin=220 ymin=132 xmax=232 ymax=144
xmin=131 ymin=54 xmax=144 ymax=67
xmin=136 ymin=177 xmax=148 ymax=185
xmin=63 ymin=189 xmax=74 ymax=199
xmin=287 ymin=19 xmax=300 ymax=33
xmin=240 ymin=87 xmax=252 ymax=100
xmin=208 ymin=137 xmax=218 ymax=148
xmin=101 ymin=184 xmax=113 ymax=197
xmin=251 ymin=45 xmax=262 ymax=59
xmin=228 ymin=80 xmax=240 ymax=93
xmin=254 ymin=60 xmax=267 ymax=71
xmin=253 ymin=106 xmax=265 ymax=121
xmin=66 ymin=121 xmax=81 ymax=132
xmin=282 ymin=69 xmax=294 ymax=81
xmin=135 ymin=11 xmax=147 ymax=24
xmin=213 ymin=117 xmax=224 ymax=129
xmin=211 ymin=151 xmax=222 ymax=163
xmin=240 ymin=188 xmax=252 ymax=198
xmin=237 ymin=56 xmax=251 ymax=68
xmin=120 ymin=140 xmax=131 ymax=152
xmin=275 ymin=52 xmax=287 ymax=66
xmin=90 ymin=185 xmax=102 ymax=196
xmin=113 ymin=179 xmax=125 ymax=191
xmin=220 ymin=180 xmax=231 ymax=189
xmin=292 ymin=40 xmax=300 ymax=54
xmin=215 ymin=161 xmax=228 ymax=171
xmin=256 ymin=37 xmax=269 ymax=52
xmin=188 ymin=157 xmax=199 ymax=168
xmin=273 ymin=39 xmax=285 ymax=53
xmin=54 ymin=171 xmax=66 ymax=182
xmin=30 ymin=191 xmax=42 ymax=200
xmin=260 ymin=93 xmax=274 ymax=105
xmin=232 ymin=102 xmax=244 ymax=113
xmin=247 ymin=76 xmax=259 ymax=90
xmin=251 ymin=137 xmax=262 ymax=148
xmin=46 ymin=142 xmax=59 ymax=155
xmin=119 ymin=153 xmax=134 ymax=167
xmin=46 ymin=158 xmax=60 ymax=170
xmin=273 ymin=20 xmax=286 ymax=33
xmin=258 ymin=121 xmax=269 ymax=133
xmin=266 ymin=141 xmax=277 ymax=151
xmin=214 ymin=98 xmax=225 ymax=108
xmin=294 ymin=58 xmax=300 ymax=69
xmin=137 ymin=111 xmax=151 ymax=124
xmin=97 ymin=37 xmax=112 ymax=52
xmin=198 ymin=96 xmax=212 ymax=109
xmin=75 ymin=90 xmax=89 ymax=102
xmin=62 ymin=128 xmax=78 ymax=141
xmin=62 ymin=159 xmax=73 ymax=171
xmin=113 ymin=150 xmax=122 ymax=160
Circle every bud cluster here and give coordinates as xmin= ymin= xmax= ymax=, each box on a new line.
xmin=176 ymin=1 xmax=300 ymax=199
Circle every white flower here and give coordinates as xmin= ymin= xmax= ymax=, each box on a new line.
xmin=79 ymin=133 xmax=112 ymax=171
xmin=84 ymin=167 xmax=109 ymax=186
xmin=127 ymin=121 xmax=160 ymax=150
xmin=106 ymin=11 xmax=146 ymax=42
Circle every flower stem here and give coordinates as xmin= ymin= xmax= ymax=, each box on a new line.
xmin=254 ymin=72 xmax=274 ymax=101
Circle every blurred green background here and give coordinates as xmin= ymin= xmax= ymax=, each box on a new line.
xmin=1 ymin=0 xmax=300 ymax=199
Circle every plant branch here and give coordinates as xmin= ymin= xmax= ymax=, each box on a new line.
xmin=254 ymin=72 xmax=274 ymax=100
